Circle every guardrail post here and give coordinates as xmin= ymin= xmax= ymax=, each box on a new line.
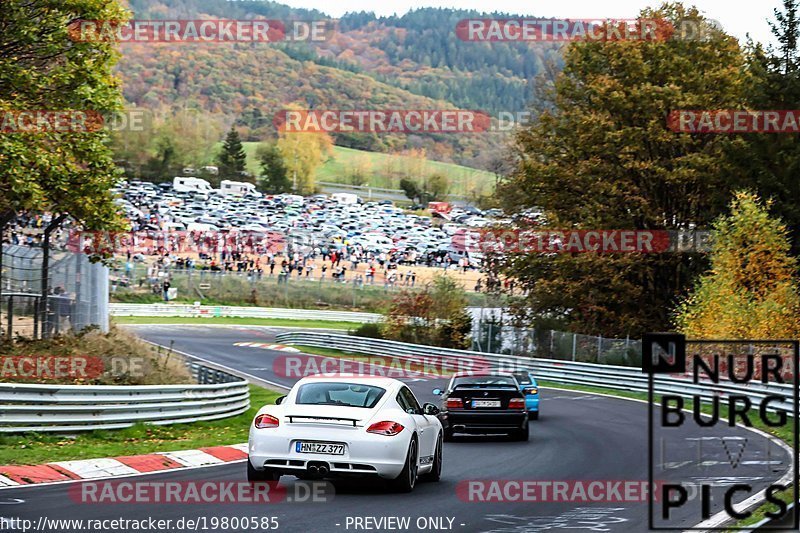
xmin=549 ymin=330 xmax=554 ymax=356
xmin=597 ymin=335 xmax=602 ymax=362
xmin=572 ymin=333 xmax=577 ymax=361
xmin=5 ymin=295 xmax=12 ymax=341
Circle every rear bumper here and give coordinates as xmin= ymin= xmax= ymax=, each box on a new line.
xmin=248 ymin=426 xmax=410 ymax=479
xmin=441 ymin=410 xmax=527 ymax=433
xmin=526 ymin=397 xmax=540 ymax=412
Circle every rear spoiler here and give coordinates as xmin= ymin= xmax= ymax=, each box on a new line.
xmin=286 ymin=415 xmax=359 ymax=427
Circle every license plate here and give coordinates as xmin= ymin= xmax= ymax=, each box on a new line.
xmin=472 ymin=400 xmax=501 ymax=408
xmin=296 ymin=441 xmax=345 ymax=455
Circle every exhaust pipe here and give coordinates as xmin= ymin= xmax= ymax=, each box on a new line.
xmin=453 ymin=425 xmax=466 ymax=431
xmin=308 ymin=465 xmax=319 ymax=473
xmin=318 ymin=465 xmax=329 ymax=475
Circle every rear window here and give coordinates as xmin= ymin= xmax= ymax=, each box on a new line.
xmin=452 ymin=375 xmax=517 ymax=388
xmin=296 ymin=382 xmax=386 ymax=408
xmin=512 ymin=372 xmax=532 ymax=385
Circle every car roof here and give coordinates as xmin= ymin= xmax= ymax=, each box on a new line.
xmin=295 ymin=376 xmax=405 ymax=390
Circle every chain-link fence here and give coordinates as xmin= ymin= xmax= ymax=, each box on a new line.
xmin=1 ymin=243 xmax=109 ymax=341
xmin=470 ymin=312 xmax=642 ymax=366
xmin=109 ymin=265 xmax=495 ymax=312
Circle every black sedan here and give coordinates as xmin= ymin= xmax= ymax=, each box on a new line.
xmin=433 ymin=373 xmax=529 ymax=441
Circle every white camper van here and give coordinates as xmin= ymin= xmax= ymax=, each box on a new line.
xmin=219 ymin=180 xmax=261 ymax=197
xmin=173 ymin=177 xmax=214 ymax=195
xmin=331 ymin=192 xmax=359 ymax=205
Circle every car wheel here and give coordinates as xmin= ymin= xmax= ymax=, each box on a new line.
xmin=443 ymin=426 xmax=454 ymax=442
xmin=528 ymin=411 xmax=539 ymax=421
xmin=391 ymin=437 xmax=418 ymax=492
xmin=514 ymin=422 xmax=530 ymax=441
xmin=247 ymin=459 xmax=280 ymax=482
xmin=423 ymin=434 xmax=443 ymax=482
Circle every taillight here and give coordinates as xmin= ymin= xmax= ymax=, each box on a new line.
xmin=254 ymin=414 xmax=279 ymax=428
xmin=446 ymin=397 xmax=463 ymax=410
xmin=508 ymin=398 xmax=526 ymax=410
xmin=367 ymin=421 xmax=405 ymax=436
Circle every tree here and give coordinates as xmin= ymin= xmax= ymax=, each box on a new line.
xmin=347 ymin=153 xmax=372 ymax=186
xmin=492 ymin=5 xmax=752 ymax=337
xmin=383 ymin=274 xmax=472 ymax=349
xmin=276 ymin=131 xmax=332 ymax=194
xmin=257 ymin=143 xmax=290 ymax=194
xmin=427 ymin=173 xmax=449 ymax=200
xmin=216 ymin=126 xmax=248 ymax=181
xmin=0 ymin=0 xmax=129 ymax=229
xmin=728 ymin=0 xmax=800 ymax=254
xmin=400 ymin=178 xmax=421 ymax=203
xmin=675 ymin=192 xmax=800 ymax=339
xmin=770 ymin=0 xmax=800 ymax=73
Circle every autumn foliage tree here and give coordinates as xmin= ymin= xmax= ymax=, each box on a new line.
xmin=493 ymin=5 xmax=752 ymax=337
xmin=276 ymin=131 xmax=332 ymax=194
xmin=675 ymin=192 xmax=800 ymax=339
xmin=383 ymin=275 xmax=472 ymax=349
xmin=0 ymin=0 xmax=129 ymax=229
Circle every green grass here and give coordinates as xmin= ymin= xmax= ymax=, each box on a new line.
xmin=112 ymin=316 xmax=359 ymax=330
xmin=0 ymin=385 xmax=281 ymax=466
xmin=227 ymin=142 xmax=495 ymax=196
xmin=316 ymin=146 xmax=496 ymax=196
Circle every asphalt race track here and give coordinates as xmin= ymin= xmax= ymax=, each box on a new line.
xmin=0 ymin=325 xmax=792 ymax=533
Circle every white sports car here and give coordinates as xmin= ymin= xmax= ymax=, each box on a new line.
xmin=248 ymin=376 xmax=443 ymax=491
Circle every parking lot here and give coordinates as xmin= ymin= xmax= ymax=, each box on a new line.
xmin=109 ymin=180 xmax=503 ymax=288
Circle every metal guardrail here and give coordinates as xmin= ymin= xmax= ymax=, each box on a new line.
xmin=0 ymin=360 xmax=249 ymax=433
xmin=274 ymin=332 xmax=797 ymax=413
xmin=109 ymin=303 xmax=381 ymax=323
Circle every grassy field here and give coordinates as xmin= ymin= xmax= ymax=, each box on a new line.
xmin=229 ymin=142 xmax=495 ymax=196
xmin=113 ymin=316 xmax=359 ymax=330
xmin=316 ymin=146 xmax=496 ymax=196
xmin=0 ymin=385 xmax=281 ymax=466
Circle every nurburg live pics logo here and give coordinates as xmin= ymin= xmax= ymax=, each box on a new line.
xmin=643 ymin=333 xmax=799 ymax=530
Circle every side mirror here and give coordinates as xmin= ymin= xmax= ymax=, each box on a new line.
xmin=523 ymin=387 xmax=538 ymax=396
xmin=275 ymin=395 xmax=287 ymax=405
xmin=423 ymin=403 xmax=440 ymax=416
xmin=432 ymin=388 xmax=443 ymax=396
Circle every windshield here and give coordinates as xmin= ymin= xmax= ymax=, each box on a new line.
xmin=296 ymin=382 xmax=386 ymax=408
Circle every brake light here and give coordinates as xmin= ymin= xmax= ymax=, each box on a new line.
xmin=446 ymin=397 xmax=463 ymax=410
xmin=509 ymin=398 xmax=526 ymax=410
xmin=367 ymin=421 xmax=405 ymax=436
xmin=254 ymin=414 xmax=280 ymax=428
